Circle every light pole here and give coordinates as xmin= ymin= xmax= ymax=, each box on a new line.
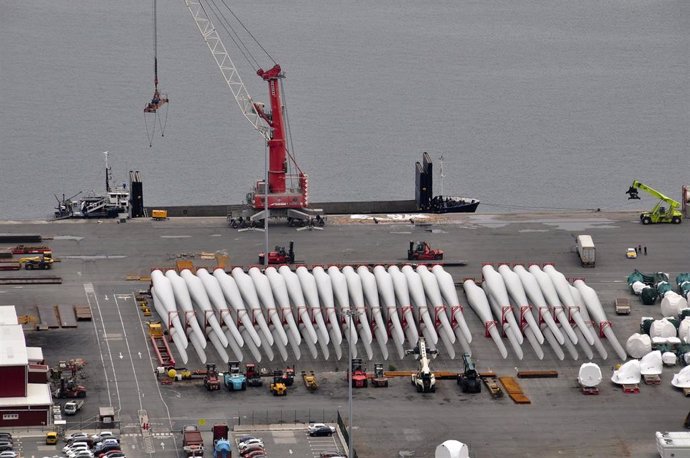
xmin=346 ymin=310 xmax=353 ymax=458
xmin=263 ymin=142 xmax=269 ymax=265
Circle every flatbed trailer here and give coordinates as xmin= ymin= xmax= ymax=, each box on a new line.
xmin=481 ymin=376 xmax=504 ymax=399
xmin=151 ymin=334 xmax=175 ymax=368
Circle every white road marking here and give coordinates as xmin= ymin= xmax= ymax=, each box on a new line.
xmin=113 ymin=294 xmax=144 ymax=412
xmin=132 ymin=290 xmax=178 ymax=452
xmin=84 ymin=283 xmax=119 ymax=410
xmin=160 ymin=235 xmax=191 ymax=238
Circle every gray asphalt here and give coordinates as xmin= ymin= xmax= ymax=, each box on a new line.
xmin=2 ymin=211 xmax=689 ymax=458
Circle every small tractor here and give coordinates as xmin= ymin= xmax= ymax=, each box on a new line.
xmin=457 ymin=353 xmax=481 ymax=393
xmin=270 ymin=370 xmax=287 ymax=396
xmin=245 ymin=363 xmax=263 ymax=387
xmin=407 ymin=241 xmax=443 ymax=261
xmin=371 ymin=363 xmax=389 ymax=387
xmin=224 ymin=361 xmax=247 ymax=391
xmin=281 ymin=365 xmax=296 ymax=386
xmin=258 ymin=241 xmax=295 ymax=265
xmin=54 ymin=378 xmax=87 ymax=399
xmin=407 ymin=337 xmax=437 ymax=393
xmin=302 ymin=370 xmax=318 ymax=391
xmin=350 ymin=358 xmax=368 ymax=388
xmin=204 ymin=363 xmax=221 ymax=391
xmin=19 ymin=251 xmax=54 ymax=270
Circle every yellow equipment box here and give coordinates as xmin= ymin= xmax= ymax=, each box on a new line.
xmin=152 ymin=209 xmax=168 ymax=220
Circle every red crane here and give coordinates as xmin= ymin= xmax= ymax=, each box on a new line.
xmin=184 ymin=0 xmax=322 ymax=227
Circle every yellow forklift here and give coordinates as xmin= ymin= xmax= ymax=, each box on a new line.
xmin=270 ymin=370 xmax=287 ymax=396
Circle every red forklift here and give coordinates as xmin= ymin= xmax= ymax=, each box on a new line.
xmin=258 ymin=241 xmax=295 ymax=265
xmin=54 ymin=378 xmax=87 ymax=399
xmin=245 ymin=363 xmax=263 ymax=387
xmin=204 ymin=363 xmax=221 ymax=391
xmin=349 ymin=358 xmax=368 ymax=388
xmin=407 ymin=241 xmax=443 ymax=261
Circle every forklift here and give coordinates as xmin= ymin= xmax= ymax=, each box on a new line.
xmin=407 ymin=241 xmax=443 ymax=261
xmin=258 ymin=241 xmax=295 ymax=265
xmin=270 ymin=370 xmax=287 ymax=396
xmin=203 ymin=363 xmax=221 ymax=391
xmin=280 ymin=365 xmax=296 ymax=386
xmin=371 ymin=363 xmax=389 ymax=387
xmin=245 ymin=363 xmax=263 ymax=387
xmin=457 ymin=353 xmax=481 ymax=393
xmin=350 ymin=358 xmax=368 ymax=388
xmin=19 ymin=251 xmax=54 ymax=270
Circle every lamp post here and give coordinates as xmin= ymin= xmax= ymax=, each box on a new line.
xmin=346 ymin=310 xmax=353 ymax=458
xmin=263 ymin=142 xmax=269 ymax=265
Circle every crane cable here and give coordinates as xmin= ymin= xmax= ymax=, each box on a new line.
xmin=144 ymin=0 xmax=169 ymax=147
xmin=219 ymin=0 xmax=277 ymax=66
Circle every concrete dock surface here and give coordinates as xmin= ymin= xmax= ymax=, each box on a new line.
xmin=2 ymin=210 xmax=688 ymax=457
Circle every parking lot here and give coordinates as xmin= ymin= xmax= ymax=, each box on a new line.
xmin=229 ymin=425 xmax=345 ymax=458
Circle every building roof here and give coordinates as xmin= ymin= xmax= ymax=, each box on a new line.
xmin=26 ymin=347 xmax=44 ymax=363
xmin=0 ymin=306 xmax=18 ymax=325
xmin=0 ymin=383 xmax=52 ymax=407
xmin=0 ymin=325 xmax=28 ymax=367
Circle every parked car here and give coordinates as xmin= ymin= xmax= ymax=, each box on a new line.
xmin=243 ymin=451 xmax=266 ymax=458
xmin=67 ymin=433 xmax=93 ymax=446
xmin=71 ymin=451 xmax=95 ymax=458
xmin=63 ymin=442 xmax=89 ymax=453
xmin=0 ymin=446 xmax=11 ymax=453
xmin=309 ymin=426 xmax=335 ymax=437
xmin=94 ymin=438 xmax=120 ymax=448
xmin=0 ymin=451 xmax=18 ymax=458
xmin=238 ymin=438 xmax=264 ymax=452
xmin=99 ymin=452 xmax=125 ymax=458
xmin=93 ymin=439 xmax=120 ymax=453
xmin=0 ymin=433 xmax=12 ymax=441
xmin=237 ymin=435 xmax=258 ymax=445
xmin=308 ymin=423 xmax=336 ymax=435
xmin=91 ymin=432 xmax=116 ymax=442
xmin=240 ymin=444 xmax=265 ymax=456
xmin=67 ymin=447 xmax=92 ymax=458
xmin=0 ymin=442 xmax=12 ymax=450
xmin=320 ymin=453 xmax=346 ymax=458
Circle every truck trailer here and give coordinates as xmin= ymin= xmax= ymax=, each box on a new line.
xmin=576 ymin=235 xmax=596 ymax=267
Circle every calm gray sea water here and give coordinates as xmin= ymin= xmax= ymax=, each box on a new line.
xmin=1 ymin=0 xmax=688 ymax=220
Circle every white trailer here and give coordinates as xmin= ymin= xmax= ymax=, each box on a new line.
xmin=656 ymin=431 xmax=690 ymax=458
xmin=576 ymin=235 xmax=596 ymax=267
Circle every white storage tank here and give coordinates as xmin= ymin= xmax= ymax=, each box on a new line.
xmin=435 ymin=440 xmax=470 ymax=458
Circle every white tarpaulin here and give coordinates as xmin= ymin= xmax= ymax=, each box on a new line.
xmin=626 ymin=333 xmax=651 ymax=359
xmin=639 ymin=350 xmax=662 ymax=375
xmin=578 ymin=363 xmax=602 ymax=388
xmin=611 ymin=359 xmax=641 ymax=385
xmin=671 ymin=366 xmax=690 ymax=389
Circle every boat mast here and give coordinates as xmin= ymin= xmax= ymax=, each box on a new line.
xmin=104 ymin=151 xmax=111 ymax=192
xmin=439 ymin=154 xmax=445 ymax=196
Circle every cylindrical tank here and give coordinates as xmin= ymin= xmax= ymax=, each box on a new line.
xmin=434 ymin=440 xmax=469 ymax=458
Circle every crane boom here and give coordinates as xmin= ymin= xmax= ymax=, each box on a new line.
xmin=626 ymin=180 xmax=683 ymax=225
xmin=184 ymin=0 xmax=269 ymax=139
xmin=184 ymin=0 xmax=323 ymax=226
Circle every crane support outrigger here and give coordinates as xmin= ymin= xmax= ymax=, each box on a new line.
xmin=626 ymin=180 xmax=683 ymax=225
xmin=184 ymin=0 xmax=324 ymax=228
